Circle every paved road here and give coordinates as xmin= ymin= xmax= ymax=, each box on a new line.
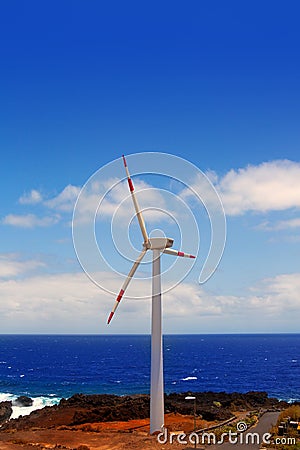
xmin=187 ymin=411 xmax=280 ymax=449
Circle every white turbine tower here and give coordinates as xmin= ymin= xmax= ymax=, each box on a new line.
xmin=107 ymin=155 xmax=195 ymax=434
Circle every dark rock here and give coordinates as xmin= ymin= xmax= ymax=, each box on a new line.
xmin=199 ymin=407 xmax=232 ymax=421
xmin=0 ymin=401 xmax=12 ymax=424
xmin=15 ymin=396 xmax=33 ymax=407
xmin=1 ymin=391 xmax=290 ymax=431
xmin=71 ymin=395 xmax=150 ymax=425
xmin=59 ymin=393 xmax=119 ymax=409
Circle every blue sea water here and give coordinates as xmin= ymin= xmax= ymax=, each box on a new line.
xmin=0 ymin=334 xmax=299 ymax=416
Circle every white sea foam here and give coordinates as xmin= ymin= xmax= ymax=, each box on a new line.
xmin=181 ymin=376 xmax=198 ymax=381
xmin=0 ymin=393 xmax=60 ymax=420
xmin=0 ymin=393 xmax=15 ymax=402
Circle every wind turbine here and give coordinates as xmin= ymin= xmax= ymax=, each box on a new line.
xmin=107 ymin=155 xmax=196 ymax=434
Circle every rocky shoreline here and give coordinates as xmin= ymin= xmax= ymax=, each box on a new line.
xmin=0 ymin=391 xmax=291 ymax=431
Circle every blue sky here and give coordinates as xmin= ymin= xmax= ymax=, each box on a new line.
xmin=0 ymin=1 xmax=300 ymax=333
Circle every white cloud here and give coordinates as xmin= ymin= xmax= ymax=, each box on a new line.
xmin=2 ymin=185 xmax=79 ymax=229
xmin=257 ymin=217 xmax=300 ymax=231
xmin=2 ymin=214 xmax=60 ymax=228
xmin=0 ymin=270 xmax=129 ymax=333
xmin=74 ymin=178 xmax=177 ymax=226
xmin=0 ymin=272 xmax=100 ymax=322
xmin=247 ymin=273 xmax=300 ymax=317
xmin=100 ymin=179 xmax=173 ymax=223
xmin=9 ymin=160 xmax=300 ymax=234
xmin=19 ymin=189 xmax=43 ymax=205
xmin=0 ymin=254 xmax=45 ymax=278
xmin=45 ymin=185 xmax=81 ymax=212
xmin=214 ymin=160 xmax=300 ymax=215
xmin=0 ymin=267 xmax=299 ymax=333
xmin=165 ymin=273 xmax=300 ymax=320
xmin=180 ymin=171 xmax=224 ymax=214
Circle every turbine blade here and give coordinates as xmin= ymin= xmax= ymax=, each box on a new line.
xmin=163 ymin=248 xmax=196 ymax=259
xmin=107 ymin=249 xmax=147 ymax=324
xmin=122 ymin=155 xmax=149 ymax=245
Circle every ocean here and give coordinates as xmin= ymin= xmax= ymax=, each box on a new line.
xmin=0 ymin=334 xmax=299 ymax=418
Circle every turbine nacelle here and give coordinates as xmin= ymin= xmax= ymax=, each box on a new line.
xmin=147 ymin=237 xmax=174 ymax=250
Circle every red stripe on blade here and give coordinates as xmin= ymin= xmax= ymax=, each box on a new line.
xmin=122 ymin=155 xmax=127 ymax=167
xmin=190 ymin=255 xmax=196 ymax=259
xmin=107 ymin=311 xmax=114 ymax=324
xmin=128 ymin=179 xmax=134 ymax=192
xmin=178 ymin=251 xmax=184 ymax=257
xmin=117 ymin=289 xmax=124 ymax=302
